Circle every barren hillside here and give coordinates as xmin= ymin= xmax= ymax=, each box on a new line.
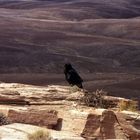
xmin=0 ymin=0 xmax=140 ymax=73
xmin=0 ymin=0 xmax=140 ymax=99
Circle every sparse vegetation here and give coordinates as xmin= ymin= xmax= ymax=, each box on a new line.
xmin=81 ymin=89 xmax=120 ymax=109
xmin=28 ymin=129 xmax=50 ymax=140
xmin=118 ymin=100 xmax=138 ymax=112
xmin=82 ymin=89 xmax=108 ymax=108
xmin=0 ymin=113 xmax=9 ymax=126
xmin=69 ymin=85 xmax=82 ymax=93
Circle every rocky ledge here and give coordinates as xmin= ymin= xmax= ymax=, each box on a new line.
xmin=0 ymin=83 xmax=139 ymax=140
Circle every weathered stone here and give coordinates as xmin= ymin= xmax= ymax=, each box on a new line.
xmin=50 ymin=130 xmax=85 ymax=140
xmin=81 ymin=110 xmax=127 ymax=139
xmin=81 ymin=114 xmax=101 ymax=139
xmin=7 ymin=109 xmax=58 ymax=128
xmin=0 ymin=90 xmax=29 ymax=105
xmin=66 ymin=91 xmax=84 ymax=101
xmin=0 ymin=84 xmax=84 ymax=104
xmin=0 ymin=123 xmax=50 ymax=140
xmin=0 ymin=83 xmax=132 ymax=107
xmin=59 ymin=109 xmax=89 ymax=134
xmin=100 ymin=110 xmax=127 ymax=139
xmin=116 ymin=112 xmax=140 ymax=140
xmin=0 ymin=83 xmax=139 ymax=140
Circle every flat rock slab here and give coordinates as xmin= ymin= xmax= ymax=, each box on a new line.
xmin=0 ymin=84 xmax=84 ymax=104
xmin=116 ymin=112 xmax=140 ymax=140
xmin=0 ymin=83 xmax=132 ymax=107
xmin=0 ymin=123 xmax=50 ymax=140
xmin=7 ymin=109 xmax=58 ymax=128
xmin=0 ymin=90 xmax=28 ymax=105
xmin=50 ymin=130 xmax=85 ymax=140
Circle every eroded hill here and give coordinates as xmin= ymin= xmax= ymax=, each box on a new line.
xmin=0 ymin=0 xmax=140 ymax=73
xmin=0 ymin=0 xmax=140 ymax=100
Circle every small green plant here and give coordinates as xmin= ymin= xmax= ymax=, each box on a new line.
xmin=118 ymin=100 xmax=138 ymax=112
xmin=28 ymin=129 xmax=50 ymax=140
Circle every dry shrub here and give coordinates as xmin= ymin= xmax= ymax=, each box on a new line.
xmin=82 ymin=89 xmax=109 ymax=108
xmin=118 ymin=100 xmax=138 ymax=112
xmin=28 ymin=129 xmax=51 ymax=140
xmin=0 ymin=113 xmax=9 ymax=125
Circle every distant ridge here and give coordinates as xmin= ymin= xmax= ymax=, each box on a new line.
xmin=0 ymin=0 xmax=140 ymax=73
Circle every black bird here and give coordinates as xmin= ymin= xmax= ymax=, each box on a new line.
xmin=64 ymin=63 xmax=83 ymax=88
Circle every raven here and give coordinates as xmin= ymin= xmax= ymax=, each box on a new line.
xmin=64 ymin=63 xmax=83 ymax=88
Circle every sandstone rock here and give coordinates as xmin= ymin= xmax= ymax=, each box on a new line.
xmin=7 ymin=109 xmax=58 ymax=128
xmin=50 ymin=130 xmax=85 ymax=140
xmin=116 ymin=112 xmax=140 ymax=140
xmin=80 ymin=109 xmax=105 ymax=139
xmin=66 ymin=91 xmax=84 ymax=101
xmin=0 ymin=83 xmax=132 ymax=108
xmin=0 ymin=90 xmax=29 ymax=105
xmin=0 ymin=84 xmax=84 ymax=104
xmin=0 ymin=83 xmax=139 ymax=140
xmin=81 ymin=114 xmax=101 ymax=139
xmin=61 ymin=109 xmax=89 ymax=133
xmin=100 ymin=110 xmax=127 ymax=139
xmin=0 ymin=123 xmax=50 ymax=140
xmin=81 ymin=110 xmax=127 ymax=139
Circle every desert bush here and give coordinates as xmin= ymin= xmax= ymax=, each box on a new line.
xmin=82 ymin=89 xmax=109 ymax=108
xmin=118 ymin=100 xmax=138 ymax=112
xmin=28 ymin=129 xmax=51 ymax=140
xmin=0 ymin=113 xmax=9 ymax=125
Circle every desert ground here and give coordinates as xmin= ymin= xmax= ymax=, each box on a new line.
xmin=0 ymin=0 xmax=140 ymax=100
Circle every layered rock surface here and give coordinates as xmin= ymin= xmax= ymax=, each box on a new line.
xmin=0 ymin=83 xmax=139 ymax=140
xmin=0 ymin=123 xmax=50 ymax=140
